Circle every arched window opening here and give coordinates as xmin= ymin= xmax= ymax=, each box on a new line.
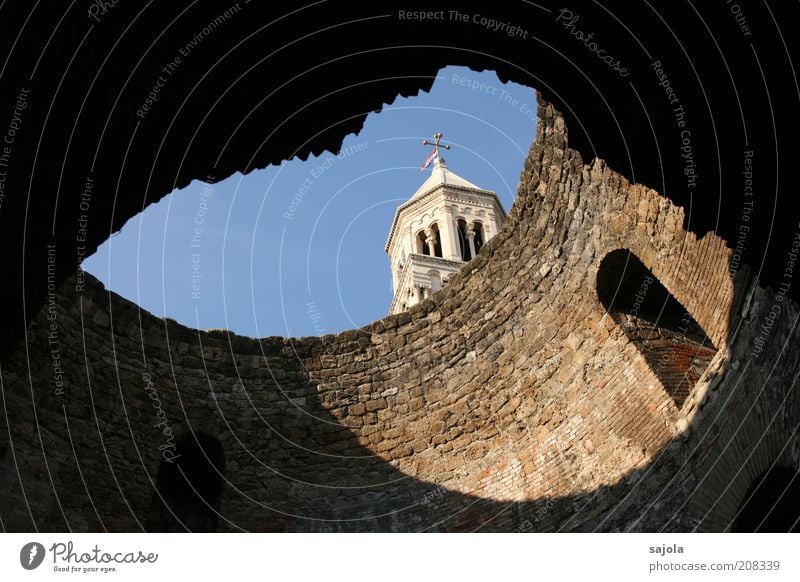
xmin=596 ymin=249 xmax=717 ymax=408
xmin=733 ymin=466 xmax=800 ymax=532
xmin=147 ymin=432 xmax=225 ymax=532
xmin=416 ymin=231 xmax=430 ymax=256
xmin=429 ymin=270 xmax=443 ymax=292
xmin=473 ymin=222 xmax=485 ymax=254
xmin=429 ymin=223 xmax=443 ymax=258
xmin=457 ymin=219 xmax=472 ymax=261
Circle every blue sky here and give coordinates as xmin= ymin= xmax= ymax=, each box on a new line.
xmin=84 ymin=66 xmax=538 ymax=338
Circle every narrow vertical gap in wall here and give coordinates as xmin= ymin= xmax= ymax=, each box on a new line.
xmin=596 ymin=249 xmax=717 ymax=408
xmin=733 ymin=466 xmax=800 ymax=532
xmin=146 ymin=432 xmax=225 ymax=532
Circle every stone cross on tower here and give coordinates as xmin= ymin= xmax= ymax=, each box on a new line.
xmin=385 ymin=135 xmax=507 ymax=314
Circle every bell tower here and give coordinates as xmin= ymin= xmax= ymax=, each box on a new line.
xmin=386 ymin=133 xmax=506 ymax=314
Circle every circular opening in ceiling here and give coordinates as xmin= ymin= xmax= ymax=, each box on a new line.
xmin=83 ymin=66 xmax=537 ymax=338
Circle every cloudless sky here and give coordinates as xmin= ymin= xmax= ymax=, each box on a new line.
xmin=84 ymin=66 xmax=538 ymax=338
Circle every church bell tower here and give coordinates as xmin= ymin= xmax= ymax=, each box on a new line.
xmin=386 ymin=133 xmax=506 ymax=314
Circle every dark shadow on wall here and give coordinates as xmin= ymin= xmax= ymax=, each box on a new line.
xmin=146 ymin=433 xmax=225 ymax=532
xmin=596 ymin=249 xmax=717 ymax=408
xmin=732 ymin=466 xmax=800 ymax=533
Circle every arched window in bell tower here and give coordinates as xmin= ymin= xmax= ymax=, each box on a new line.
xmin=416 ymin=230 xmax=430 ymax=255
xmin=430 ymin=222 xmax=443 ymax=257
xmin=473 ymin=222 xmax=485 ymax=254
xmin=457 ymin=219 xmax=471 ymax=261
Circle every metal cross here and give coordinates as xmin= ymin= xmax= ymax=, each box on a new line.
xmin=422 ymin=132 xmax=451 ymax=152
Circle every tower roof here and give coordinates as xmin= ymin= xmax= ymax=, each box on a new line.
xmin=409 ymin=157 xmax=481 ymax=200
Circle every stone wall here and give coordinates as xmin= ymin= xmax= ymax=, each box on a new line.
xmin=2 ymin=1 xmax=798 ymax=363
xmin=1 ymin=94 xmax=798 ymax=532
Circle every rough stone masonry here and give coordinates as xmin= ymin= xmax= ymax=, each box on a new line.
xmin=0 ymin=95 xmax=797 ymax=532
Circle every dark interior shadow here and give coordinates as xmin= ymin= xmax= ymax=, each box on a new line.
xmin=732 ymin=467 xmax=800 ymax=533
xmin=147 ymin=432 xmax=225 ymax=532
xmin=597 ymin=249 xmax=717 ymax=408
